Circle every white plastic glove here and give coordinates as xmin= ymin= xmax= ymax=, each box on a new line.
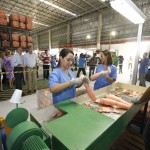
xmin=99 ymin=71 xmax=108 ymax=78
xmin=70 ymin=78 xmax=83 ymax=86
xmin=83 ymin=76 xmax=90 ymax=84
xmin=131 ymin=96 xmax=141 ymax=104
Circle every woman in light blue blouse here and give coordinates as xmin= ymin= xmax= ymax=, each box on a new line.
xmin=49 ymin=48 xmax=83 ymax=104
xmin=90 ymin=50 xmax=117 ymax=90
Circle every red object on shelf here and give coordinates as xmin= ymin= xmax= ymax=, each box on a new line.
xmin=20 ymin=35 xmax=26 ymax=42
xmin=27 ymin=36 xmax=32 ymax=42
xmin=26 ymin=23 xmax=32 ymax=30
xmin=12 ymin=41 xmax=19 ymax=47
xmin=12 ymin=34 xmax=19 ymax=41
xmin=0 ymin=33 xmax=9 ymax=40
xmin=26 ymin=17 xmax=32 ymax=24
xmin=0 ymin=18 xmax=7 ymax=26
xmin=27 ymin=42 xmax=33 ymax=47
xmin=2 ymin=40 xmax=10 ymax=47
xmin=0 ymin=10 xmax=6 ymax=18
xmin=10 ymin=14 xmax=19 ymax=21
xmin=20 ymin=22 xmax=26 ymax=29
xmin=20 ymin=41 xmax=26 ymax=48
xmin=19 ymin=15 xmax=25 ymax=22
xmin=10 ymin=21 xmax=19 ymax=28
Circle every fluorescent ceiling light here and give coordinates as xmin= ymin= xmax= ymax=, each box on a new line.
xmin=32 ymin=21 xmax=49 ymax=27
xmin=110 ymin=0 xmax=146 ymax=24
xmin=86 ymin=34 xmax=91 ymax=39
xmin=110 ymin=31 xmax=116 ymax=36
xmin=39 ymin=0 xmax=77 ymax=16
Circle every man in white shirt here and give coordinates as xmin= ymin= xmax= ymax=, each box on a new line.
xmin=12 ymin=47 xmax=25 ymax=91
xmin=23 ymin=46 xmax=38 ymax=93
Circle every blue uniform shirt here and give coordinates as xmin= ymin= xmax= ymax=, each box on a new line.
xmin=139 ymin=58 xmax=149 ymax=73
xmin=78 ymin=57 xmax=86 ymax=68
xmin=49 ymin=68 xmax=76 ymax=104
xmin=94 ymin=64 xmax=117 ymax=90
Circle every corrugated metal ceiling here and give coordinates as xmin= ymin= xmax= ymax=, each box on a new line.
xmin=0 ymin=0 xmax=110 ymax=33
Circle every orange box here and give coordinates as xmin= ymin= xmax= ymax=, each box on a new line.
xmin=10 ymin=14 xmax=19 ymax=21
xmin=26 ymin=23 xmax=32 ymax=30
xmin=11 ymin=21 xmax=19 ymax=28
xmin=20 ymin=41 xmax=26 ymax=48
xmin=2 ymin=40 xmax=10 ymax=47
xmin=12 ymin=41 xmax=19 ymax=47
xmin=19 ymin=15 xmax=25 ymax=22
xmin=0 ymin=18 xmax=7 ymax=26
xmin=19 ymin=22 xmax=26 ymax=29
xmin=20 ymin=35 xmax=26 ymax=42
xmin=12 ymin=34 xmax=19 ymax=41
xmin=26 ymin=17 xmax=32 ymax=24
xmin=1 ymin=33 xmax=9 ymax=40
xmin=27 ymin=36 xmax=32 ymax=42
xmin=0 ymin=10 xmax=6 ymax=18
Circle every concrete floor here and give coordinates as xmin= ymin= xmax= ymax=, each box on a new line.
xmin=0 ymin=66 xmax=150 ymax=118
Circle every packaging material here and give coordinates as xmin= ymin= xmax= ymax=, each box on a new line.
xmin=0 ymin=33 xmax=9 ymax=40
xmin=0 ymin=10 xmax=6 ymax=18
xmin=27 ymin=36 xmax=32 ymax=42
xmin=2 ymin=41 xmax=10 ymax=47
xmin=10 ymin=14 xmax=19 ymax=21
xmin=19 ymin=22 xmax=26 ymax=29
xmin=20 ymin=35 xmax=26 ymax=42
xmin=20 ymin=41 xmax=26 ymax=48
xmin=12 ymin=41 xmax=19 ymax=47
xmin=19 ymin=15 xmax=25 ymax=22
xmin=10 ymin=21 xmax=19 ymax=28
xmin=27 ymin=42 xmax=32 ymax=47
xmin=12 ymin=34 xmax=19 ymax=41
xmin=26 ymin=23 xmax=32 ymax=30
xmin=26 ymin=17 xmax=32 ymax=24
xmin=37 ymin=89 xmax=52 ymax=109
xmin=0 ymin=18 xmax=7 ymax=26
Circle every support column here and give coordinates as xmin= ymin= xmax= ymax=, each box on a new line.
xmin=35 ymin=34 xmax=39 ymax=50
xmin=132 ymin=23 xmax=143 ymax=85
xmin=67 ymin=24 xmax=71 ymax=44
xmin=97 ymin=14 xmax=102 ymax=50
xmin=48 ymin=30 xmax=51 ymax=53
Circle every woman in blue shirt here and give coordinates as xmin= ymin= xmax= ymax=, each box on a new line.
xmin=90 ymin=50 xmax=117 ymax=90
xmin=49 ymin=48 xmax=83 ymax=105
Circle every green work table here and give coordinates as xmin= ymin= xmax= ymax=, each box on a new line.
xmin=44 ymin=100 xmax=144 ymax=150
xmin=31 ymin=82 xmax=147 ymax=150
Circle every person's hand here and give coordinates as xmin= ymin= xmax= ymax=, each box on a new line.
xmin=70 ymin=77 xmax=83 ymax=86
xmin=99 ymin=71 xmax=108 ymax=78
xmin=131 ymin=96 xmax=141 ymax=104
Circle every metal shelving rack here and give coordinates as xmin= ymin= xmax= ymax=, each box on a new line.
xmin=0 ymin=25 xmax=31 ymax=51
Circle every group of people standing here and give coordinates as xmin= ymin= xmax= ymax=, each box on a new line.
xmin=0 ymin=46 xmax=38 ymax=94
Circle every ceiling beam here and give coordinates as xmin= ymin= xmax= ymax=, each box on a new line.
xmin=66 ymin=0 xmax=87 ymax=11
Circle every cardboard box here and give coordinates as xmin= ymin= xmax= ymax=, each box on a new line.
xmin=0 ymin=18 xmax=7 ymax=26
xmin=19 ymin=15 xmax=25 ymax=22
xmin=10 ymin=21 xmax=19 ymax=28
xmin=12 ymin=34 xmax=19 ymax=41
xmin=20 ymin=35 xmax=26 ymax=42
xmin=12 ymin=41 xmax=19 ymax=47
xmin=10 ymin=14 xmax=19 ymax=21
